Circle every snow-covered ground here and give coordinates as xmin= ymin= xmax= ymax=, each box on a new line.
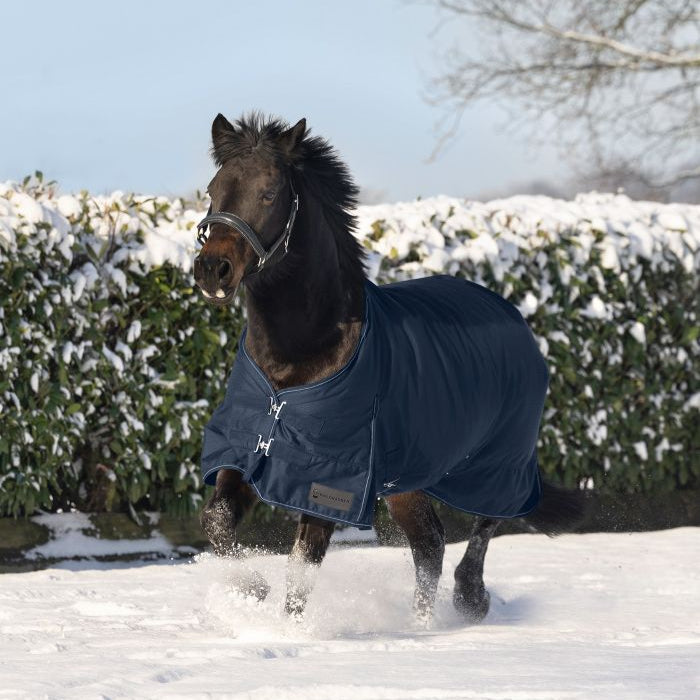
xmin=1 ymin=529 xmax=698 ymax=699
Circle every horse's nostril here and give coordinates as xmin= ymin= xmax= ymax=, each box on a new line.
xmin=217 ymin=259 xmax=231 ymax=281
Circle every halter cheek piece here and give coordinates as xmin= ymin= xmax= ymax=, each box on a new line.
xmin=196 ymin=181 xmax=299 ymax=274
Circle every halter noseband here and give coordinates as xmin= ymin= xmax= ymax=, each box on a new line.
xmin=196 ymin=181 xmax=299 ymax=273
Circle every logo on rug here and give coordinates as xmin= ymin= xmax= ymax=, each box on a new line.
xmin=309 ymin=482 xmax=354 ymax=512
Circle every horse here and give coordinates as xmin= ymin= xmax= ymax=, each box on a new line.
xmin=194 ymin=112 xmax=586 ymax=621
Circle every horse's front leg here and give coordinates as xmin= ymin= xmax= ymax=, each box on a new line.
xmin=200 ymin=469 xmax=257 ymax=556
xmin=453 ymin=516 xmax=500 ymax=622
xmin=284 ymin=514 xmax=335 ymax=616
xmin=385 ymin=491 xmax=446 ymax=621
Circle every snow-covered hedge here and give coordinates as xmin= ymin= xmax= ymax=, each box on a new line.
xmin=1 ymin=174 xmax=698 ymax=517
xmin=0 ymin=174 xmax=240 ymax=517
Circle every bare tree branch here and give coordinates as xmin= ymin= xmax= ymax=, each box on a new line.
xmin=437 ymin=0 xmax=700 ymax=67
xmin=539 ymin=27 xmax=699 ymax=67
xmin=425 ymin=0 xmax=700 ymax=199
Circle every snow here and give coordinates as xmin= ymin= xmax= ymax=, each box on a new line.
xmin=3 ymin=183 xmax=699 ymax=284
xmin=126 ymin=319 xmax=142 ymax=343
xmin=355 ymin=192 xmax=700 ymax=287
xmin=25 ymin=513 xmax=184 ymax=561
xmin=102 ymin=346 xmax=124 ymax=374
xmin=633 ymin=441 xmax=649 ymax=461
xmin=1 ymin=529 xmax=698 ymax=698
xmin=629 ymin=321 xmax=646 ymax=345
xmin=684 ymin=393 xmax=700 ymax=412
xmin=518 ymin=291 xmax=538 ymax=318
xmin=548 ymin=330 xmax=570 ymax=346
xmin=580 ymin=295 xmax=609 ymax=320
xmin=330 ymin=526 xmax=378 ymax=544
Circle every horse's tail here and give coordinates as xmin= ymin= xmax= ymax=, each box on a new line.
xmin=522 ymin=479 xmax=589 ymax=536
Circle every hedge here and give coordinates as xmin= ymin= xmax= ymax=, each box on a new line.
xmin=1 ymin=174 xmax=698 ymax=517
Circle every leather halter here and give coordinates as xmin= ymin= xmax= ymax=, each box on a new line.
xmin=196 ymin=181 xmax=299 ymax=273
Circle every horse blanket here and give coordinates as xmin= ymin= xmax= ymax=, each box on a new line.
xmin=201 ymin=275 xmax=548 ymax=529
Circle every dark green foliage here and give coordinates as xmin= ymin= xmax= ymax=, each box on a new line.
xmin=1 ymin=177 xmax=697 ymax=517
xmin=1 ymin=176 xmax=244 ymax=516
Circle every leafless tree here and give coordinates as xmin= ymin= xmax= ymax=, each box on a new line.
xmin=427 ymin=0 xmax=700 ymax=200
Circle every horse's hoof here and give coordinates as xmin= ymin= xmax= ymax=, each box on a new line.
xmin=453 ymin=584 xmax=490 ymax=623
xmin=413 ymin=605 xmax=434 ymax=628
xmin=284 ymin=602 xmax=305 ymax=618
xmin=284 ymin=593 xmax=308 ymax=619
xmin=413 ymin=589 xmax=436 ymax=626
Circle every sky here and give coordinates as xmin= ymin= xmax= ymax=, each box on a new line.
xmin=1 ymin=0 xmax=568 ymax=202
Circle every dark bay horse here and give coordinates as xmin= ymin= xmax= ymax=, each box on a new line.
xmin=194 ymin=112 xmax=585 ymax=621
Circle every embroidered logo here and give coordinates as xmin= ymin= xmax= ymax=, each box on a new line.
xmin=309 ymin=482 xmax=354 ymax=512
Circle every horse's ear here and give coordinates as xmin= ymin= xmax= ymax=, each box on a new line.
xmin=211 ymin=113 xmax=238 ymax=165
xmin=212 ymin=113 xmax=235 ymax=145
xmin=279 ymin=118 xmax=306 ymax=156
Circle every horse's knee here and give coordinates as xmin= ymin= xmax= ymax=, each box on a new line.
xmin=387 ymin=492 xmax=445 ymax=540
xmin=387 ymin=492 xmax=445 ymax=572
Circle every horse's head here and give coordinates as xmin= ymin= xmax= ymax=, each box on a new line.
xmin=193 ymin=113 xmax=306 ymax=305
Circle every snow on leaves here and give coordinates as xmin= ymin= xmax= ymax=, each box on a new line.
xmin=0 ymin=175 xmax=698 ymax=515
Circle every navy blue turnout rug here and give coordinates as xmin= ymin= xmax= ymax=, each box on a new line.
xmin=201 ymin=275 xmax=548 ymax=528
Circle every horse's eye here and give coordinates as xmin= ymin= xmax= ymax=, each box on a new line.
xmin=262 ymin=190 xmax=277 ymax=203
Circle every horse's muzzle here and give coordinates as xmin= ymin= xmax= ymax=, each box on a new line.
xmin=194 ymin=253 xmax=238 ymax=304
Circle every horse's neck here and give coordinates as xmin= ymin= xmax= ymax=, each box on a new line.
xmin=242 ymin=198 xmax=364 ymax=390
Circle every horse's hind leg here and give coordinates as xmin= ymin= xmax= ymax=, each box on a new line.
xmin=285 ymin=514 xmax=335 ymax=616
xmin=200 ymin=469 xmax=257 ymax=556
xmin=453 ymin=516 xmax=500 ymax=622
xmin=385 ymin=491 xmax=446 ymax=620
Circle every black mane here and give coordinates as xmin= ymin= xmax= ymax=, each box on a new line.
xmin=212 ymin=112 xmax=367 ymax=292
xmin=211 ymin=112 xmax=289 ymax=165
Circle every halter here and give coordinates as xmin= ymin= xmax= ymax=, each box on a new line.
xmin=196 ymin=181 xmax=299 ymax=273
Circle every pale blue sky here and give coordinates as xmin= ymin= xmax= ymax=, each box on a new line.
xmin=2 ymin=0 xmax=566 ymax=201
